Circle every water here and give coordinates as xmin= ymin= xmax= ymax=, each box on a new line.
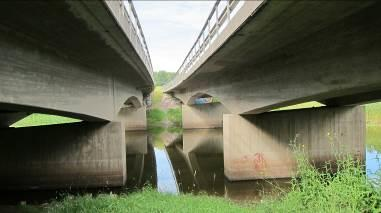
xmin=1 ymin=125 xmax=379 ymax=204
xmin=125 ymin=125 xmax=381 ymax=202
xmin=126 ymin=128 xmax=291 ymax=202
xmin=366 ymin=126 xmax=381 ymax=179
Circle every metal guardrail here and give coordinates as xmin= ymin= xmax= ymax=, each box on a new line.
xmin=115 ymin=0 xmax=153 ymax=78
xmin=163 ymin=0 xmax=243 ymax=91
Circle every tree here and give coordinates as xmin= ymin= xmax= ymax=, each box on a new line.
xmin=154 ymin=70 xmax=175 ymax=86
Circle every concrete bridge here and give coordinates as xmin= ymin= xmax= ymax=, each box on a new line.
xmin=0 ymin=1 xmax=153 ymax=189
xmin=164 ymin=1 xmax=378 ymax=180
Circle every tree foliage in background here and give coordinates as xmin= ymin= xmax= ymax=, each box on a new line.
xmin=154 ymin=70 xmax=175 ymax=86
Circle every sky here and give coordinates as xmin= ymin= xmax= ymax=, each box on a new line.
xmin=133 ymin=1 xmax=216 ymax=72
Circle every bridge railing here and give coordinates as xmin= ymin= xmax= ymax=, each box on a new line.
xmin=109 ymin=0 xmax=153 ymax=78
xmin=163 ymin=0 xmax=244 ymax=91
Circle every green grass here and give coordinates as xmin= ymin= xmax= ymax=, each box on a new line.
xmin=11 ymin=113 xmax=81 ymax=128
xmin=254 ymin=149 xmax=381 ymax=212
xmin=367 ymin=102 xmax=381 ymax=125
xmin=11 ymin=100 xmax=381 ymax=212
xmin=22 ymin=147 xmax=381 ymax=213
xmin=30 ymin=188 xmax=252 ymax=213
xmin=272 ymin=101 xmax=325 ymax=111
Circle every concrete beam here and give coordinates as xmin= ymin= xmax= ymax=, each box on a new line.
xmin=168 ymin=1 xmax=381 ymax=114
xmin=0 ymin=122 xmax=126 ymax=189
xmin=182 ymin=103 xmax=229 ymax=129
xmin=224 ymin=106 xmax=365 ymax=181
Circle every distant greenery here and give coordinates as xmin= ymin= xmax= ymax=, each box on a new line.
xmin=272 ymin=101 xmax=325 ymax=111
xmin=147 ymin=109 xmax=165 ymax=127
xmin=148 ymin=86 xmax=182 ymax=129
xmin=167 ymin=108 xmax=181 ymax=127
xmin=153 ymin=71 xmax=175 ymax=86
xmin=367 ymin=126 xmax=381 ymax=152
xmin=367 ymin=102 xmax=381 ymax=125
xmin=152 ymin=86 xmax=163 ymax=107
xmin=11 ymin=113 xmax=81 ymax=128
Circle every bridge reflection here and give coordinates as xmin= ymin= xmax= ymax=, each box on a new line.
xmin=126 ymin=128 xmax=291 ymax=201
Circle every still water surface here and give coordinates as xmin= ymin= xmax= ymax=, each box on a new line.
xmin=1 ymin=126 xmax=379 ymax=205
xmin=126 ymin=125 xmax=381 ymax=201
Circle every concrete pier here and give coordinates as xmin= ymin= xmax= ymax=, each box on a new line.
xmin=224 ymin=106 xmax=365 ymax=181
xmin=182 ymin=103 xmax=229 ymax=129
xmin=119 ymin=106 xmax=147 ymax=131
xmin=0 ymin=122 xmax=126 ymax=189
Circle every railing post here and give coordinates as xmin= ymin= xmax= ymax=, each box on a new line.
xmin=227 ymin=0 xmax=232 ymax=21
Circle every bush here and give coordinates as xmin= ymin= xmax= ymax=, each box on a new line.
xmin=254 ymin=150 xmax=381 ymax=212
xmin=147 ymin=109 xmax=165 ymax=127
xmin=167 ymin=108 xmax=181 ymax=127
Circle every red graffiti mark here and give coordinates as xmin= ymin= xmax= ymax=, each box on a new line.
xmin=253 ymin=153 xmax=266 ymax=171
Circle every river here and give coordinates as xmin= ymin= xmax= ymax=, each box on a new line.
xmin=125 ymin=124 xmax=381 ymax=202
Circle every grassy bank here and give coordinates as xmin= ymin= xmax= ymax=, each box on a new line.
xmin=31 ymin=189 xmax=252 ymax=213
xmin=11 ymin=113 xmax=80 ymax=128
xmin=8 ymin=100 xmax=381 ymax=212
xmin=21 ymin=149 xmax=381 ymax=212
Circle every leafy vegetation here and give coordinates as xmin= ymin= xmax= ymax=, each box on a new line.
xmin=147 ymin=109 xmax=166 ymax=127
xmin=10 ymin=97 xmax=381 ymax=212
xmin=254 ymin=147 xmax=381 ymax=212
xmin=151 ymin=86 xmax=164 ymax=107
xmin=153 ymin=71 xmax=175 ymax=86
xmin=21 ymin=145 xmax=381 ymax=213
xmin=167 ymin=108 xmax=181 ymax=127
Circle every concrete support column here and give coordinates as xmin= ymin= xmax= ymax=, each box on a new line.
xmin=119 ymin=106 xmax=147 ymax=131
xmin=0 ymin=122 xmax=126 ymax=189
xmin=182 ymin=103 xmax=229 ymax=129
xmin=224 ymin=106 xmax=365 ymax=181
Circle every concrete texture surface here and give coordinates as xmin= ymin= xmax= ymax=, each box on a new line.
xmin=182 ymin=129 xmax=223 ymax=154
xmin=168 ymin=1 xmax=381 ymax=114
xmin=125 ymin=131 xmax=148 ymax=154
xmin=224 ymin=106 xmax=365 ymax=181
xmin=0 ymin=1 xmax=152 ymax=121
xmin=0 ymin=122 xmax=126 ymax=189
xmin=119 ymin=106 xmax=147 ymax=131
xmin=182 ymin=103 xmax=229 ymax=129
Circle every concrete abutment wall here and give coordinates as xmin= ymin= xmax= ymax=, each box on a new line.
xmin=224 ymin=106 xmax=365 ymax=181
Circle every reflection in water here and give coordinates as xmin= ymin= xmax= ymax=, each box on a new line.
xmin=154 ymin=148 xmax=178 ymax=194
xmin=125 ymin=125 xmax=381 ymax=201
xmin=366 ymin=126 xmax=381 ymax=179
xmin=127 ymin=128 xmax=292 ymax=202
xmin=125 ymin=131 xmax=157 ymax=189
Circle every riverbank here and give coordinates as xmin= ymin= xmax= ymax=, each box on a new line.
xmin=8 ymin=89 xmax=381 ymax=212
xmin=20 ymin=152 xmax=380 ymax=212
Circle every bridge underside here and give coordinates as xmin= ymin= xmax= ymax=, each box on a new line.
xmin=168 ymin=1 xmax=372 ymax=181
xmin=169 ymin=1 xmax=381 ymax=114
xmin=0 ymin=1 xmax=152 ymax=121
xmin=0 ymin=1 xmax=153 ymax=189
